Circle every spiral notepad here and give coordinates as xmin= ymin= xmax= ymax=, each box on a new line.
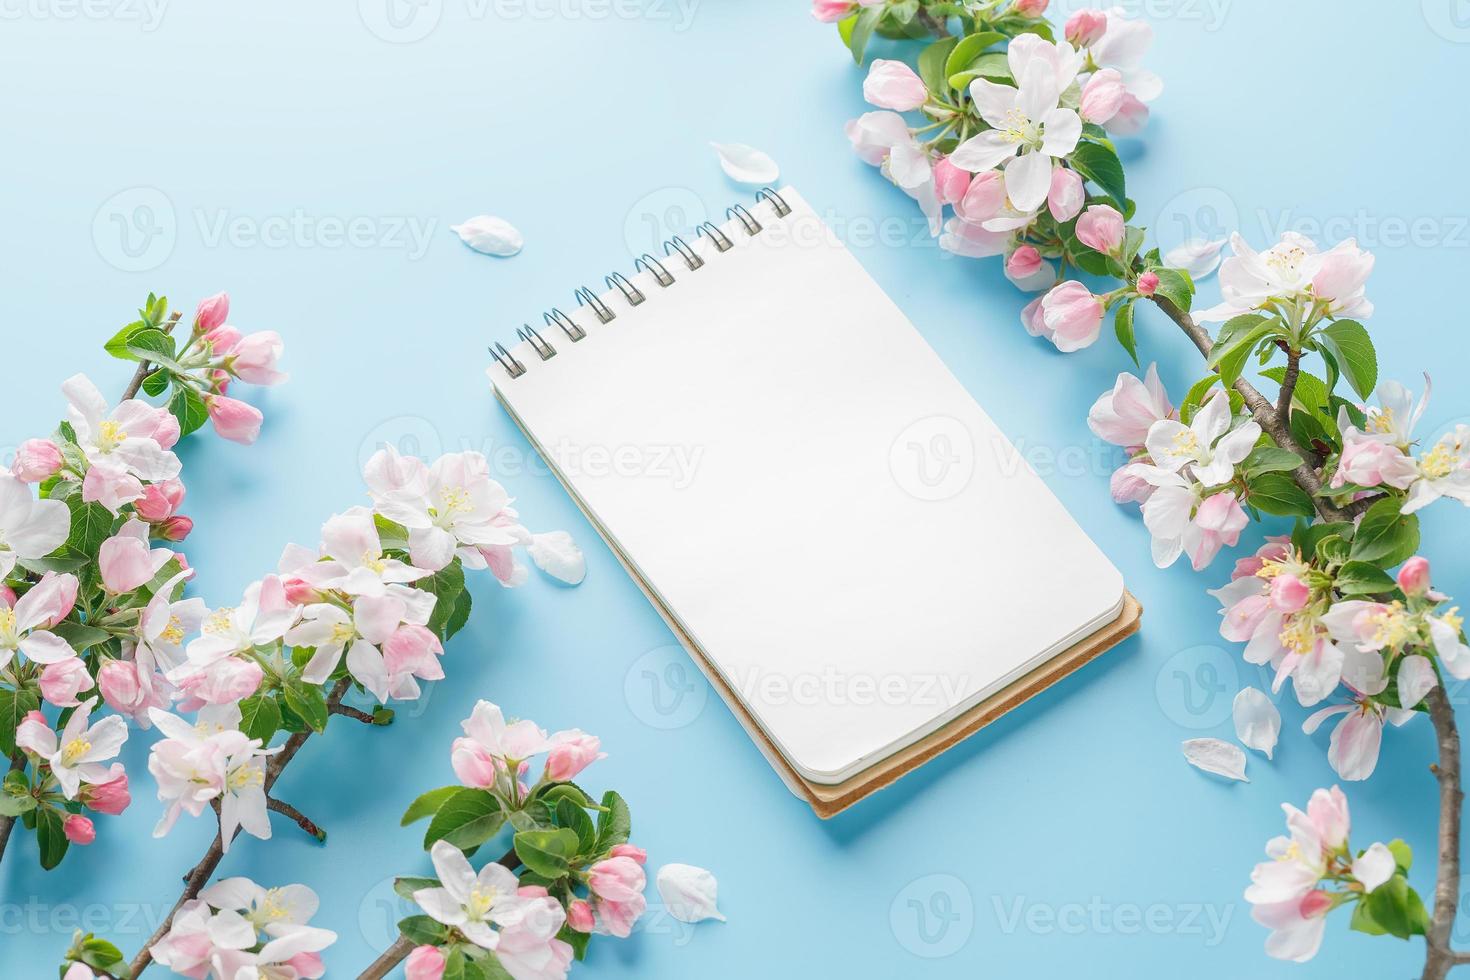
xmin=489 ymin=186 xmax=1139 ymax=817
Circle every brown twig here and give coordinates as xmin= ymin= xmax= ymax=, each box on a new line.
xmin=356 ymin=846 xmax=521 ymax=979
xmin=1276 ymin=344 xmax=1302 ymax=425
xmin=126 ymin=679 xmax=352 ymax=977
xmin=0 ymin=753 xmax=25 ymax=862
xmin=330 ymin=702 xmax=387 ymax=725
xmin=1423 ymin=686 xmax=1469 ymax=979
xmin=267 ymin=797 xmax=327 ymax=842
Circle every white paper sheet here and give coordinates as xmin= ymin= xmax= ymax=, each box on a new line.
xmin=493 ymin=187 xmax=1124 ymax=784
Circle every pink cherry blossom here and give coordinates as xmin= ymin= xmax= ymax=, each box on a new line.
xmin=1047 ymin=167 xmax=1084 ymax=222
xmin=863 ymin=59 xmax=928 ymax=111
xmin=545 ymin=730 xmax=605 ymax=782
xmin=1088 ymin=364 xmax=1174 ymax=448
xmin=194 ymin=291 xmax=230 ymax=332
xmin=99 ymin=519 xmax=173 ymax=594
xmin=205 ymin=324 xmax=242 ymax=355
xmin=931 ymin=155 xmax=971 ymax=206
xmin=158 ymin=515 xmax=194 ymax=541
xmin=205 ymin=394 xmax=264 ymax=445
xmin=1076 ymin=204 xmax=1126 ymax=254
xmin=452 ymin=738 xmax=499 ymax=789
xmin=587 ymin=855 xmax=647 ymax=938
xmin=1014 ymin=0 xmax=1047 ymax=15
xmin=1270 ymin=574 xmax=1311 ymax=615
xmin=11 ymin=438 xmax=64 ymax=482
xmin=1005 ymin=246 xmax=1043 ymax=282
xmin=135 ymin=478 xmax=185 ymax=522
xmin=1110 ymin=464 xmax=1153 ymax=503
xmin=567 ymin=899 xmax=595 ymax=933
xmin=1065 ymin=9 xmax=1108 ymax=46
xmin=1332 ymin=429 xmax=1416 ymax=489
xmin=1080 ymin=68 xmax=1127 ymax=125
xmin=610 ymin=843 xmax=647 ymax=863
xmin=231 ymin=331 xmax=288 ymax=386
xmin=1398 ymin=556 xmax=1431 ymax=596
xmin=1136 ymin=270 xmax=1160 ymax=296
xmin=405 ymin=945 xmax=446 ymax=980
xmin=81 ymin=769 xmax=131 ymax=816
xmin=64 ymin=814 xmax=96 ymax=845
xmin=40 ymin=657 xmax=94 ymax=707
xmin=1033 ymin=280 xmax=1104 ymax=352
xmin=1187 ymin=491 xmax=1248 ymax=571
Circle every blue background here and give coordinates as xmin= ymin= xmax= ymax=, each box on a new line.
xmin=3 ymin=1 xmax=1470 ymax=976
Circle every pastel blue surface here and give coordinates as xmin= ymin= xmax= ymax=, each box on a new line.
xmin=3 ymin=2 xmax=1469 ymax=977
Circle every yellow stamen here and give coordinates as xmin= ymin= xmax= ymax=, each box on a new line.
xmin=161 ymin=615 xmax=185 ymax=646
xmin=361 ymin=552 xmax=387 ymax=574
xmin=1278 ymin=616 xmax=1319 ymax=656
xmin=1171 ymin=430 xmax=1201 ymax=457
xmin=228 ymin=765 xmax=263 ymax=791
xmin=204 ymin=608 xmax=235 ymax=635
xmin=329 ymin=622 xmax=356 ymax=645
xmin=61 ymin=738 xmax=91 ymax=766
xmin=97 ymin=419 xmax=128 ymax=452
xmin=466 ymin=884 xmax=498 ymax=919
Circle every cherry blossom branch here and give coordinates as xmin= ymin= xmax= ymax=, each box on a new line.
xmin=120 ymin=311 xmax=181 ymax=401
xmin=266 ymin=797 xmax=326 ymax=842
xmin=1424 ymin=686 xmax=1467 ymax=980
xmin=0 ymin=754 xmax=24 ymax=860
xmin=127 ymin=679 xmax=352 ymax=978
xmin=1276 ymin=344 xmax=1302 ymax=427
xmin=329 ymin=702 xmax=392 ymax=725
xmin=1146 ymin=295 xmax=1351 ymax=523
xmin=355 ymin=846 xmax=521 ymax=980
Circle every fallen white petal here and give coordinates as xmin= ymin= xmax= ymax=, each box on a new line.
xmin=1163 ymin=238 xmax=1226 ymax=280
xmin=710 ymin=142 xmax=779 ymax=185
xmin=1396 ymin=654 xmax=1437 ymax=710
xmin=450 ymin=215 xmax=523 ymax=257
xmin=527 ymin=531 xmax=585 ymax=585
xmin=1182 ymin=738 xmax=1248 ymax=782
xmin=1232 ymin=687 xmax=1281 ymax=759
xmin=1351 ymin=842 xmax=1396 ymax=893
xmin=656 ymin=863 xmax=726 ymax=924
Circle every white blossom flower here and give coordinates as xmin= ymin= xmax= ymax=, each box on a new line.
xmin=413 ymin=840 xmax=532 ymax=950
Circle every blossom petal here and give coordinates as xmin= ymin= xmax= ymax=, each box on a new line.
xmin=1003 ymin=151 xmax=1052 ymax=213
xmin=1351 ymin=842 xmax=1396 ymax=893
xmin=451 ymin=216 xmax=523 ymax=257
xmin=710 ymin=142 xmax=779 ymax=185
xmin=656 ymin=864 xmax=726 ymax=924
xmin=528 ymin=531 xmax=586 ymax=585
xmin=1232 ymin=687 xmax=1281 ymax=759
xmin=1181 ymin=737 xmax=1248 ymax=781
xmin=949 ymin=132 xmax=1017 ymax=173
xmin=1164 ymin=238 xmax=1226 ymax=280
xmin=1396 ymin=654 xmax=1437 ymax=709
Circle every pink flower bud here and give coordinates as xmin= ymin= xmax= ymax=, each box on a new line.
xmin=545 ymin=731 xmax=604 ymax=782
xmin=99 ymin=532 xmax=159 ymax=595
xmin=931 ymin=156 xmax=972 ymax=206
xmin=1299 ymin=889 xmax=1334 ymax=919
xmin=231 ymin=331 xmax=288 ymax=386
xmin=281 ymin=576 xmax=321 ymax=605
xmin=1065 ymin=9 xmax=1108 ymax=47
xmin=1397 ymin=556 xmax=1431 ymax=597
xmin=1136 ymin=271 xmax=1160 ymax=297
xmin=63 ymin=814 xmax=96 ymax=845
xmin=1047 ymin=167 xmax=1085 ymax=223
xmin=1014 ymin=0 xmax=1048 ymax=16
xmin=82 ymin=771 xmax=131 ymax=816
xmin=194 ymin=292 xmax=230 ymax=333
xmin=0 ymin=585 xmax=14 ymax=607
xmin=1270 ymin=574 xmax=1311 ymax=614
xmin=205 ymin=324 xmax=243 ymax=356
xmin=588 ymin=856 xmax=646 ymax=904
xmin=567 ymin=899 xmax=596 ymax=933
xmin=862 ymin=59 xmax=929 ymax=112
xmin=285 ymin=953 xmax=324 ymax=978
xmin=158 ymin=516 xmax=194 ymax=542
xmin=810 ymin=0 xmax=857 ymax=24
xmin=1037 ymin=281 xmax=1105 ymax=352
xmin=39 ymin=573 xmax=79 ymax=629
xmin=147 ymin=407 xmax=182 ymax=451
xmin=610 ymin=843 xmax=648 ymax=864
xmin=135 ymin=478 xmax=185 ymax=522
xmin=404 ymin=945 xmax=446 ymax=980
xmin=40 ymin=658 xmax=94 ymax=708
xmin=205 ymin=395 xmax=263 ymax=445
xmin=99 ymin=660 xmax=144 ymax=713
xmin=1076 ymin=204 xmax=1126 ymax=254
xmin=1080 ymin=68 xmax=1127 ymax=125
xmin=1110 ymin=465 xmax=1153 ymax=504
xmin=1005 ymin=246 xmax=1044 ymax=281
xmin=451 ymin=737 xmax=498 ymax=789
xmin=11 ymin=439 xmax=64 ymax=482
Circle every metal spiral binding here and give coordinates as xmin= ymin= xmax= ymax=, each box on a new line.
xmin=491 ymin=187 xmax=791 ymax=380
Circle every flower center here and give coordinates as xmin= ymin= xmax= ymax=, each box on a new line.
xmin=329 ymin=622 xmax=357 ymax=645
xmin=228 ymin=763 xmax=263 ymax=791
xmin=161 ymin=615 xmax=185 ymax=645
xmin=1265 ymin=245 xmax=1308 ymax=283
xmin=1278 ymin=616 xmax=1319 ymax=655
xmin=1367 ymin=406 xmax=1396 ymax=436
xmin=252 ymin=889 xmax=291 ymax=925
xmin=1171 ymin=430 xmax=1201 ymax=457
xmin=204 ymin=608 xmax=235 ymax=635
xmin=439 ymin=486 xmax=472 ymax=516
xmin=1366 ymin=602 xmax=1412 ymax=648
xmin=1419 ymin=438 xmax=1464 ymax=481
xmin=97 ymin=420 xmax=128 ymax=452
xmin=466 ymin=884 xmax=497 ymax=920
xmin=1444 ymin=608 xmax=1464 ymax=633
xmin=999 ymin=107 xmax=1037 ymax=146
xmin=0 ymin=608 xmax=16 ymax=645
xmin=361 ymin=551 xmax=388 ymax=574
xmin=61 ymin=738 xmax=92 ymax=766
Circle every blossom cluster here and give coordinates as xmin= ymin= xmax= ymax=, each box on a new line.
xmin=1 ymin=291 xmax=285 ymax=867
xmin=146 ymin=877 xmax=335 ymax=979
xmin=392 ymin=700 xmax=722 ymax=980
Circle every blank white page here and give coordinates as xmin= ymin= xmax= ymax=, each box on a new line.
xmin=493 ymin=186 xmax=1124 ymax=784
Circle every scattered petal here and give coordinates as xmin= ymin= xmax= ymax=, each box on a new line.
xmin=528 ymin=531 xmax=585 ymax=585
xmin=710 ymin=142 xmax=779 ymax=185
xmin=1163 ymin=238 xmax=1226 ymax=280
xmin=656 ymin=864 xmax=726 ymax=924
xmin=1396 ymin=654 xmax=1438 ymax=710
xmin=1232 ymin=687 xmax=1281 ymax=759
xmin=450 ymin=216 xmax=523 ymax=257
xmin=1182 ymin=737 xmax=1248 ymax=782
xmin=1351 ymin=842 xmax=1396 ymax=893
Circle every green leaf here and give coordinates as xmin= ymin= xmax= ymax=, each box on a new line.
xmin=67 ymin=500 xmax=118 ymax=558
xmin=402 ymin=785 xmax=462 ymax=826
xmin=1350 ymin=897 xmax=1387 ymax=936
xmin=1388 ymin=839 xmax=1413 ymax=873
xmin=840 ymin=6 xmax=883 ymax=65
xmin=237 ymin=694 xmax=282 ymax=743
xmin=1150 ymin=268 xmax=1194 ymax=314
xmin=513 ymin=828 xmax=579 ymax=880
xmin=555 ymin=798 xmax=598 ymax=855
xmin=76 ymin=935 xmax=129 ymax=975
xmin=393 ymin=875 xmax=439 ymax=901
xmin=1351 ymin=497 xmax=1421 ymax=567
xmin=948 ymin=52 xmax=1011 ymax=89
xmin=36 ymin=807 xmax=70 ymax=870
xmin=1295 ymin=521 xmax=1354 ymax=561
xmin=1261 ymin=366 xmax=1331 ymax=417
xmin=1178 ymin=375 xmax=1221 ymax=426
xmin=1246 ymin=473 xmax=1317 ymax=518
xmin=444 ymin=588 xmax=473 ymax=642
xmin=1068 ymin=141 xmax=1126 ymax=209
xmin=1365 ymin=875 xmax=1423 ymax=939
xmin=168 ymin=385 xmax=209 ymax=438
xmin=123 ymin=328 xmax=182 ymax=371
xmin=1335 ymin=561 xmax=1398 ymax=596
xmin=594 ymin=790 xmax=631 ymax=852
xmin=536 ymin=782 xmax=598 ymax=810
xmin=48 ymin=621 xmax=112 ymax=653
xmin=0 ymin=688 xmax=40 ymax=756
xmin=141 ymin=369 xmax=171 ymax=397
xmin=1319 ymin=319 xmax=1377 ymax=400
xmin=424 ymin=789 xmax=505 ymax=851
xmin=103 ymin=321 xmax=150 ymax=360
xmin=943 ymin=31 xmax=1005 ymax=80
xmin=0 ymin=770 xmax=35 ymax=817
xmin=397 ymin=914 xmax=451 ymax=946
xmin=1113 ymin=301 xmax=1138 ymax=366
xmin=918 ymin=38 xmax=958 ymax=94
xmin=282 ymin=681 xmax=328 ymax=734
xmin=1206 ymin=314 xmax=1274 ymax=385
xmin=423 ymin=560 xmax=467 ymax=639
xmin=1242 ymin=445 xmax=1304 ymax=479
